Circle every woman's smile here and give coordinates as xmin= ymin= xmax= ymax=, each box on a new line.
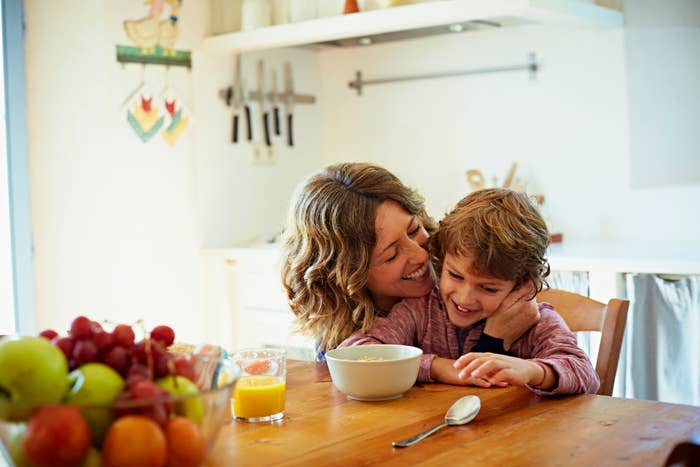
xmin=402 ymin=262 xmax=429 ymax=280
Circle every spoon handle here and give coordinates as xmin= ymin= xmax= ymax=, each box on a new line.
xmin=392 ymin=422 xmax=448 ymax=448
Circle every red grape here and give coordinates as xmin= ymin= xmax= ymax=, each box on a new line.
xmin=112 ymin=324 xmax=135 ymax=348
xmin=70 ymin=316 xmax=93 ymax=339
xmin=72 ymin=339 xmax=98 ymax=365
xmin=173 ymin=356 xmax=196 ymax=382
xmin=150 ymin=325 xmax=175 ymax=347
xmin=93 ymin=331 xmax=114 ymax=353
xmin=126 ymin=363 xmax=150 ymax=387
xmin=90 ymin=320 xmax=103 ymax=333
xmin=38 ymin=329 xmax=58 ymax=340
xmin=102 ymin=346 xmax=130 ymax=375
xmin=53 ymin=336 xmax=75 ymax=359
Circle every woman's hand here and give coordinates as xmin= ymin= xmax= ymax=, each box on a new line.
xmin=483 ymin=283 xmax=540 ymax=350
xmin=454 ymin=353 xmax=553 ymax=390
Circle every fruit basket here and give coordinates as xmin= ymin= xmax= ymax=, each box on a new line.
xmin=0 ymin=317 xmax=239 ymax=467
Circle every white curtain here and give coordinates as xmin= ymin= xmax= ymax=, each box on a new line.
xmin=617 ymin=273 xmax=700 ymax=405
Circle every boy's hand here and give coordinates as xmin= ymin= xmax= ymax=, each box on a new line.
xmin=431 ymin=357 xmax=507 ymax=387
xmin=483 ymin=283 xmax=540 ymax=350
xmin=454 ymin=353 xmax=551 ymax=389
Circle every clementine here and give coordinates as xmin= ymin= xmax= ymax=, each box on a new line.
xmin=102 ymin=415 xmax=167 ymax=467
xmin=165 ymin=416 xmax=206 ymax=467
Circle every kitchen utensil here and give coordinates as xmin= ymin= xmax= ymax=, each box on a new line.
xmin=283 ymin=61 xmax=294 ymax=147
xmin=466 ymin=169 xmax=485 ymax=191
xmin=392 ymin=395 xmax=480 ymax=448
xmin=502 ymin=162 xmax=517 ymax=189
xmin=229 ymin=54 xmax=242 ymax=143
xmin=270 ymin=69 xmax=281 ymax=136
xmin=257 ymin=60 xmax=271 ymax=146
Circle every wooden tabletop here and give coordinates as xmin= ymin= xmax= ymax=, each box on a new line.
xmin=206 ymin=360 xmax=700 ymax=466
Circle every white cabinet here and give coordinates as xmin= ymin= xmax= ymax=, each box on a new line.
xmin=222 ymin=246 xmax=316 ymax=360
xmin=202 ymin=0 xmax=623 ymax=54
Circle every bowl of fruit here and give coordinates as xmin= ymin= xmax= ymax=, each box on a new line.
xmin=0 ymin=316 xmax=239 ymax=467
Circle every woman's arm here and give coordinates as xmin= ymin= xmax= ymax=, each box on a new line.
xmin=476 ymin=283 xmax=540 ymax=351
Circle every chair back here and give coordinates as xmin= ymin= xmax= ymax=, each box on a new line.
xmin=536 ymin=288 xmax=629 ymax=396
xmin=664 ymin=432 xmax=700 ymax=467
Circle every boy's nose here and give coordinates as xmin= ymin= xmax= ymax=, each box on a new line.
xmin=455 ymin=284 xmax=478 ymax=306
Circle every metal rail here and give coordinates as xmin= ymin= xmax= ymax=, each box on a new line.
xmin=348 ymin=53 xmax=538 ymax=96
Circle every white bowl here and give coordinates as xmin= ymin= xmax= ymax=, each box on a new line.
xmin=325 ymin=345 xmax=422 ymax=401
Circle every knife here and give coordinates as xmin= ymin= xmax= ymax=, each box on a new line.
xmin=271 ymin=69 xmax=281 ymax=136
xmin=284 ymin=62 xmax=294 ymax=147
xmin=230 ymin=54 xmax=243 ymax=143
xmin=257 ymin=60 xmax=271 ymax=147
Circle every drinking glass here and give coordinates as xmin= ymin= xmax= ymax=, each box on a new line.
xmin=231 ymin=348 xmax=286 ymax=422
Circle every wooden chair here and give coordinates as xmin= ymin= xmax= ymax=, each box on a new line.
xmin=664 ymin=432 xmax=700 ymax=467
xmin=536 ymin=288 xmax=629 ymax=396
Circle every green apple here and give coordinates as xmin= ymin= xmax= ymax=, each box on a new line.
xmin=5 ymin=423 xmax=30 ymax=467
xmin=66 ymin=363 xmax=125 ymax=445
xmin=155 ymin=375 xmax=204 ymax=425
xmin=80 ymin=446 xmax=102 ymax=467
xmin=0 ymin=336 xmax=69 ymax=421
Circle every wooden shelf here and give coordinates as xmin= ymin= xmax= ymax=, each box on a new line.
xmin=202 ymin=0 xmax=623 ymax=54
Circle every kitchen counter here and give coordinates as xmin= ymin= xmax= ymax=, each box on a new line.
xmin=547 ymin=240 xmax=700 ymax=275
xmin=204 ymin=239 xmax=700 ymax=275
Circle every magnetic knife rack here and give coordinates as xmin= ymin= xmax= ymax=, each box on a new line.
xmin=218 ymin=58 xmax=316 ymax=148
xmin=348 ymin=52 xmax=538 ymax=96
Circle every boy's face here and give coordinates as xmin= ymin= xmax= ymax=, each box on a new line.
xmin=439 ymin=252 xmax=516 ymax=328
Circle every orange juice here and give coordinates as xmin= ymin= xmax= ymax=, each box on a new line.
xmin=233 ymin=375 xmax=286 ymax=418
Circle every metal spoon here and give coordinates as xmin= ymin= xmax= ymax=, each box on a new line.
xmin=392 ymin=395 xmax=481 ymax=448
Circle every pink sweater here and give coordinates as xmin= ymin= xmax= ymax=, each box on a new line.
xmin=340 ymin=287 xmax=600 ymax=396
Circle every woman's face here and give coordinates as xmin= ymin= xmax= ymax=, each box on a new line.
xmin=366 ymin=200 xmax=434 ymax=311
xmin=439 ymin=252 xmax=515 ymax=328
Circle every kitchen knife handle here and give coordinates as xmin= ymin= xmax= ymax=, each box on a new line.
xmin=232 ymin=114 xmax=239 ymax=143
xmin=244 ymin=105 xmax=253 ymax=141
xmin=263 ymin=112 xmax=271 ymax=147
xmin=287 ymin=113 xmax=293 ymax=147
xmin=273 ymin=107 xmax=281 ymax=136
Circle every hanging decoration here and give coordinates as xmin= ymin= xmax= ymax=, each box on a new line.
xmin=161 ymin=94 xmax=190 ymax=147
xmin=117 ymin=0 xmax=191 ymax=68
xmin=127 ymin=92 xmax=165 ymax=143
xmin=118 ymin=0 xmax=191 ymax=146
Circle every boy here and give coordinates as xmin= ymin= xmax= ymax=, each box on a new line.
xmin=340 ymin=188 xmax=599 ymax=395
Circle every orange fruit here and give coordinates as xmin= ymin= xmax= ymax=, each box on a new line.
xmin=165 ymin=416 xmax=206 ymax=467
xmin=102 ymin=415 xmax=167 ymax=467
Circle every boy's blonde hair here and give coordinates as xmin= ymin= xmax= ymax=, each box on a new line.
xmin=432 ymin=188 xmax=550 ymax=296
xmin=281 ymin=162 xmax=438 ymax=352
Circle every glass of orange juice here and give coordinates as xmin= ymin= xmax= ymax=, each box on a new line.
xmin=231 ymin=348 xmax=286 ymax=422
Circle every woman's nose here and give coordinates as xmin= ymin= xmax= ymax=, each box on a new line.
xmin=405 ymin=238 xmax=429 ymax=263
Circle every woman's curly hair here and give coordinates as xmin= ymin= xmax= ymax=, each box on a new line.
xmin=281 ymin=162 xmax=437 ymax=353
xmin=431 ymin=188 xmax=551 ymax=298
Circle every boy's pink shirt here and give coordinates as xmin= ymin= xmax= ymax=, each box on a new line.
xmin=339 ymin=286 xmax=600 ymax=396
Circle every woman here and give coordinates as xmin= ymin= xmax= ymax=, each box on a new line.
xmin=281 ymin=162 xmax=539 ymax=358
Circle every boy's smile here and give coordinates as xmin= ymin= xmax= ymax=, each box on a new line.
xmin=439 ymin=252 xmax=516 ymax=329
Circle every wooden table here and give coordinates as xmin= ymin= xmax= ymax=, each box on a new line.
xmin=206 ymin=360 xmax=700 ymax=466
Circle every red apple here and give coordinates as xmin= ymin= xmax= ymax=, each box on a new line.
xmin=23 ymin=406 xmax=90 ymax=467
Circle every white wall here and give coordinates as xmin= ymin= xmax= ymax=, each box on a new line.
xmin=23 ymin=2 xmax=700 ymax=347
xmin=318 ymin=25 xmax=700 ymax=244
xmin=23 ymin=1 xmax=323 ymax=347
xmin=25 ymin=1 xmax=211 ymax=343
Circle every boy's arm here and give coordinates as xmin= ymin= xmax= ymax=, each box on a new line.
xmin=430 ymin=357 xmax=505 ymax=387
xmin=518 ymin=306 xmax=600 ymax=395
